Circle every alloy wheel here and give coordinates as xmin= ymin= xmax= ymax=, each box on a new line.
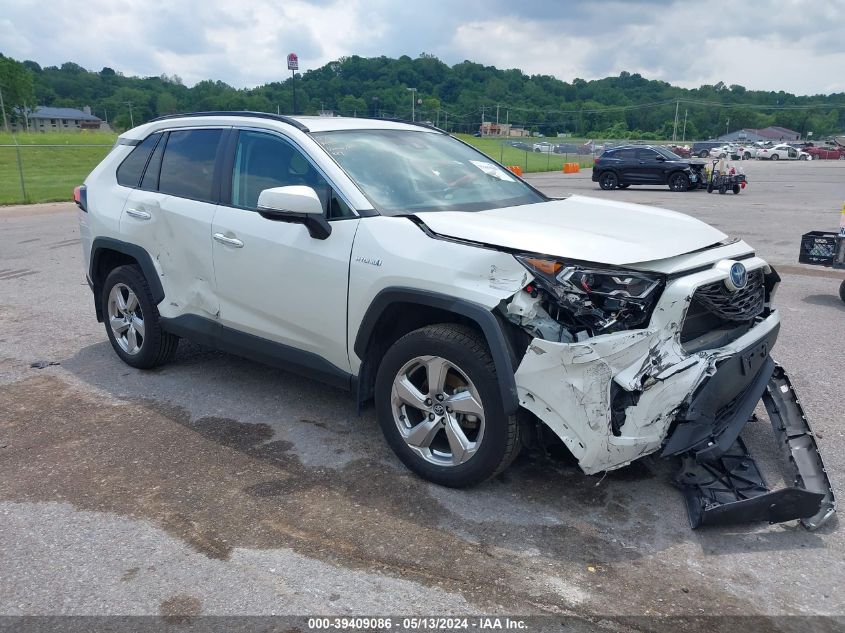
xmin=107 ymin=283 xmax=145 ymax=355
xmin=390 ymin=355 xmax=485 ymax=467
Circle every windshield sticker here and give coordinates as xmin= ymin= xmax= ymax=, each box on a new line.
xmin=469 ymin=160 xmax=515 ymax=182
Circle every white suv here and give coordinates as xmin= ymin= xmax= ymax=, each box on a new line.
xmin=75 ymin=112 xmax=833 ymax=527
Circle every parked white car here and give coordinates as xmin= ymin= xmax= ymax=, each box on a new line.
xmin=72 ymin=112 xmax=834 ymax=529
xmin=532 ymin=142 xmax=554 ymax=153
xmin=708 ymin=145 xmax=741 ymax=159
xmin=757 ymin=143 xmax=811 ymax=161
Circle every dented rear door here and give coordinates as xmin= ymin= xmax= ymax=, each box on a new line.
xmin=119 ymin=127 xmax=225 ymax=320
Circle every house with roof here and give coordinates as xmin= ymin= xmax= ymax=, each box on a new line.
xmin=21 ymin=106 xmax=108 ymax=132
xmin=717 ymin=126 xmax=801 ymax=143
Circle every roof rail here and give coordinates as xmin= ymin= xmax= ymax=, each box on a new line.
xmin=375 ymin=118 xmax=447 ymax=134
xmin=149 ymin=111 xmax=310 ymax=132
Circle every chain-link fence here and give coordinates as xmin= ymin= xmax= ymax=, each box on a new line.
xmin=1 ymin=137 xmax=114 ymax=205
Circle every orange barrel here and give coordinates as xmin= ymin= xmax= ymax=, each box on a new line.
xmin=507 ymin=165 xmax=523 ymax=176
xmin=562 ymin=162 xmax=580 ymax=173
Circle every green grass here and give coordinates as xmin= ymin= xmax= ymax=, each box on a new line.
xmin=456 ymin=134 xmax=595 ymax=173
xmin=0 ymin=132 xmax=117 ymax=205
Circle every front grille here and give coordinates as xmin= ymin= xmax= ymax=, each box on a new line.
xmin=691 ymin=269 xmax=765 ymax=322
xmin=680 ymin=269 xmax=765 ymax=348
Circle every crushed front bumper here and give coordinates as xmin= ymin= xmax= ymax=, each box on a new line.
xmin=513 ymin=258 xmax=835 ymax=529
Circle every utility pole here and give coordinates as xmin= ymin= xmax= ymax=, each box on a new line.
xmin=726 ymin=118 xmax=730 ymax=136
xmin=682 ymin=109 xmax=688 ymax=142
xmin=0 ymin=85 xmax=9 ymax=133
xmin=496 ymin=104 xmax=500 ymax=130
xmin=480 ymin=105 xmax=485 ymax=135
xmin=672 ymin=100 xmax=680 ymax=142
xmin=444 ymin=111 xmax=448 ymax=132
xmin=125 ymin=101 xmax=134 ymax=128
xmin=408 ymin=88 xmax=416 ymax=122
xmin=23 ymin=101 xmax=30 ymax=132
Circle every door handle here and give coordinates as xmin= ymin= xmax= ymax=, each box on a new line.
xmin=213 ymin=233 xmax=244 ymax=248
xmin=126 ymin=208 xmax=151 ymax=220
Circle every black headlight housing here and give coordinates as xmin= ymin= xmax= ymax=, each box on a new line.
xmin=515 ymin=255 xmax=665 ymax=336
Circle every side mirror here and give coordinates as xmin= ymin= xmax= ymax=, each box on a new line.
xmin=257 ymin=186 xmax=331 ymax=240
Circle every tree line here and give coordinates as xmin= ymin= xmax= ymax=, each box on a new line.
xmin=1 ymin=52 xmax=843 ymax=139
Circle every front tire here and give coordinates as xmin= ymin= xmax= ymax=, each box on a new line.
xmin=102 ymin=265 xmax=179 ymax=369
xmin=668 ymin=172 xmax=690 ymax=192
xmin=374 ymin=324 xmax=521 ymax=487
xmin=599 ymin=171 xmax=619 ymax=190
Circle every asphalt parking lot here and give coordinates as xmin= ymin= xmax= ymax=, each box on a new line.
xmin=1 ymin=159 xmax=843 ymax=626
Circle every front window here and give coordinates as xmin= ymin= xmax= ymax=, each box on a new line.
xmin=311 ymin=129 xmax=546 ymax=215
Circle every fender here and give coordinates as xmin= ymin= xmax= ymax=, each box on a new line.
xmin=354 ymin=288 xmax=520 ymax=415
xmin=89 ymin=237 xmax=165 ymax=319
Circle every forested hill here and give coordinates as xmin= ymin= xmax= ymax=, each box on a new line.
xmin=2 ymin=52 xmax=843 ymax=138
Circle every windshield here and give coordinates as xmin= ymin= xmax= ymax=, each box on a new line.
xmin=655 ymin=147 xmax=684 ymax=160
xmin=311 ymin=129 xmax=546 ymax=215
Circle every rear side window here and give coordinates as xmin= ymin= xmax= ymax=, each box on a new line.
xmin=616 ymin=149 xmax=637 ymax=160
xmin=116 ymin=133 xmax=161 ymax=188
xmin=158 ymin=129 xmax=224 ymax=202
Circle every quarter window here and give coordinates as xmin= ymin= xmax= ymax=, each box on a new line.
xmin=158 ymin=129 xmax=224 ymax=202
xmin=116 ymin=133 xmax=162 ymax=188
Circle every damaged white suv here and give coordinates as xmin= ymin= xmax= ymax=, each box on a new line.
xmin=77 ymin=113 xmax=834 ymax=529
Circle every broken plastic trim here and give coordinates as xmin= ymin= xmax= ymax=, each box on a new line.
xmin=676 ymin=438 xmax=824 ymax=528
xmin=674 ymin=364 xmax=835 ymax=530
xmin=763 ymin=366 xmax=836 ymax=529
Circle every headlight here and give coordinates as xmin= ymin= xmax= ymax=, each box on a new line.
xmin=515 ymin=255 xmax=664 ymax=335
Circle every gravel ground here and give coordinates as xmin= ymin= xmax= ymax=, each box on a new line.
xmin=0 ymin=159 xmax=843 ymax=630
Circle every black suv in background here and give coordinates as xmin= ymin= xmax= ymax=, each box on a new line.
xmin=591 ymin=145 xmax=705 ymax=192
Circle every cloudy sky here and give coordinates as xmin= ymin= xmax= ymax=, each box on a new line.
xmin=2 ymin=0 xmax=844 ymax=95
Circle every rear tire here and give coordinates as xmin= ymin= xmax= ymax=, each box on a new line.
xmin=744 ymin=152 xmax=751 ymax=160
xmin=101 ymin=265 xmax=179 ymax=369
xmin=770 ymin=153 xmax=779 ymax=161
xmin=840 ymin=280 xmax=845 ymax=304
xmin=374 ymin=324 xmax=521 ymax=487
xmin=599 ymin=171 xmax=619 ymax=190
xmin=699 ymin=150 xmax=709 ymax=158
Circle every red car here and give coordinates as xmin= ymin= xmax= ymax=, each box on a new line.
xmin=806 ymin=145 xmax=845 ymax=160
xmin=666 ymin=144 xmax=691 ymax=158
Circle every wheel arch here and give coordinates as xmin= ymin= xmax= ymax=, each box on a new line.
xmin=90 ymin=237 xmax=164 ymax=322
xmin=353 ymin=288 xmax=520 ymax=415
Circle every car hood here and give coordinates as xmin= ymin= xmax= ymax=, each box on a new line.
xmin=413 ymin=195 xmax=727 ymax=266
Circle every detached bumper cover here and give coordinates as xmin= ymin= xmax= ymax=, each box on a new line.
xmin=674 ymin=365 xmax=835 ymax=529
